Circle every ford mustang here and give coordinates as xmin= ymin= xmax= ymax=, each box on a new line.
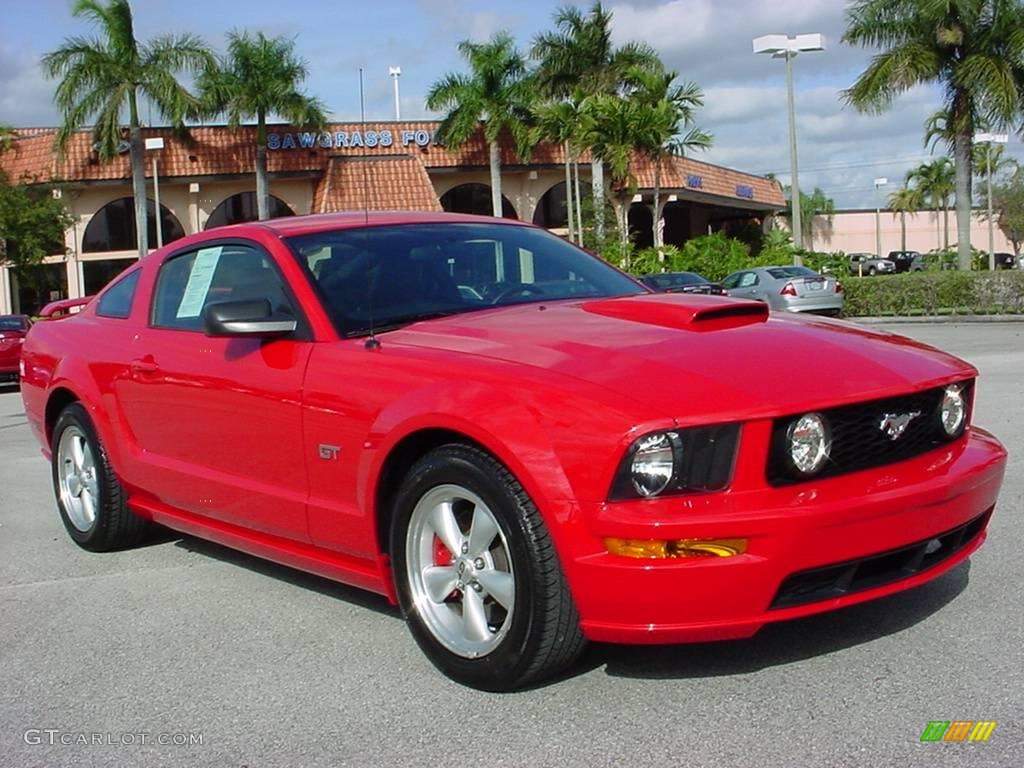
xmin=19 ymin=212 xmax=1006 ymax=690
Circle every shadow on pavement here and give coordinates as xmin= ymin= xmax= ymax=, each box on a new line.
xmin=585 ymin=560 xmax=970 ymax=681
xmin=173 ymin=534 xmax=401 ymax=620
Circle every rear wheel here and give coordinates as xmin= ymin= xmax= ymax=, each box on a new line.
xmin=390 ymin=444 xmax=585 ymax=691
xmin=52 ymin=403 xmax=148 ymax=551
xmin=868 ymin=267 xmax=877 ymax=276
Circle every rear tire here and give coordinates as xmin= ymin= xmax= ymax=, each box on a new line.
xmin=390 ymin=444 xmax=586 ymax=691
xmin=52 ymin=403 xmax=148 ymax=551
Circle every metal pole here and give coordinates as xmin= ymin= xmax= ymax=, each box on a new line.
xmin=152 ymin=157 xmax=163 ymax=249
xmin=988 ymin=143 xmax=995 ymax=271
xmin=392 ymin=74 xmax=401 ymax=121
xmin=785 ymin=51 xmax=803 ymax=263
xmin=875 ymin=201 xmax=881 ymax=259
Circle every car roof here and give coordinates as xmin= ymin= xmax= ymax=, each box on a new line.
xmin=242 ymin=211 xmax=530 ymax=238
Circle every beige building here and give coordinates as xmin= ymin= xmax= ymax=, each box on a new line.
xmin=805 ymin=208 xmax=1015 ymax=256
xmin=0 ymin=121 xmax=783 ymax=315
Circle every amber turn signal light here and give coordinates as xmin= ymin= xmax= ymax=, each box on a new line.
xmin=604 ymin=537 xmax=748 ymax=559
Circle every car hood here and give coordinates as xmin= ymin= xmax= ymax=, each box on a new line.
xmin=387 ymin=294 xmax=975 ymax=421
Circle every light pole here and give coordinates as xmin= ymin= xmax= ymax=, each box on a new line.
xmin=144 ymin=137 xmax=165 ymax=249
xmin=874 ymin=177 xmax=888 ymax=258
xmin=754 ymin=33 xmax=825 ymax=265
xmin=973 ymin=132 xmax=1008 ymax=270
xmin=389 ymin=66 xmax=402 ymax=121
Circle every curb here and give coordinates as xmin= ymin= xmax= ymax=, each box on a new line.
xmin=851 ymin=315 xmax=1024 ymax=325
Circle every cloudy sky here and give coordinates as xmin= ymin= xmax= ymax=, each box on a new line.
xmin=3 ymin=0 xmax=1022 ymax=208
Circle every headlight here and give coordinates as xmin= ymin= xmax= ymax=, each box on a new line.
xmin=939 ymin=384 xmax=967 ymax=437
xmin=609 ymin=424 xmax=740 ymax=501
xmin=630 ymin=432 xmax=677 ymax=497
xmin=787 ymin=413 xmax=831 ymax=475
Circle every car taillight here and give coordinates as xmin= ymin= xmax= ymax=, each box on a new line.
xmin=835 ymin=282 xmax=844 ymax=293
xmin=780 ymin=282 xmax=797 ymax=297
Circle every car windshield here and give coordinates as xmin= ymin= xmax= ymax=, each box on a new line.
xmin=767 ymin=266 xmax=817 ymax=279
xmin=286 ymin=222 xmax=646 ymax=337
xmin=0 ymin=317 xmax=27 ymax=331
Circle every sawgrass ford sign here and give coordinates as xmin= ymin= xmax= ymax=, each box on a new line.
xmin=267 ymin=129 xmax=438 ymax=151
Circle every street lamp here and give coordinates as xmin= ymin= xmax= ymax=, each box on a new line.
xmin=389 ymin=66 xmax=402 ymax=121
xmin=973 ymin=132 xmax=1009 ymax=270
xmin=753 ymin=33 xmax=825 ymax=265
xmin=144 ymin=137 xmax=165 ymax=249
xmin=874 ymin=177 xmax=888 ymax=259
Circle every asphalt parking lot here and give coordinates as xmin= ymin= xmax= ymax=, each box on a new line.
xmin=0 ymin=321 xmax=1021 ymax=768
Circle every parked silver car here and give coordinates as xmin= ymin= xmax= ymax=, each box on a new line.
xmin=848 ymin=252 xmax=896 ymax=276
xmin=722 ymin=266 xmax=844 ymax=316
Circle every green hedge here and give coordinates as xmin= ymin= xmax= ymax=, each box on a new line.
xmin=842 ymin=271 xmax=1024 ymax=317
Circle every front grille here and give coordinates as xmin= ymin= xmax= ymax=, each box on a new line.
xmin=770 ymin=509 xmax=991 ymax=609
xmin=767 ymin=382 xmax=973 ymax=485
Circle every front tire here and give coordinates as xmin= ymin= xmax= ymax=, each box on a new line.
xmin=52 ymin=403 xmax=148 ymax=551
xmin=390 ymin=444 xmax=585 ymax=691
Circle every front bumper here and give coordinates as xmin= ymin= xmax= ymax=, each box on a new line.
xmin=568 ymin=427 xmax=1005 ymax=644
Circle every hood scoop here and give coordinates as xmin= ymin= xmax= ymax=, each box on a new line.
xmin=582 ymin=294 xmax=769 ymax=331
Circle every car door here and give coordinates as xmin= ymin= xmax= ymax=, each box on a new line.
xmin=728 ymin=271 xmax=760 ymax=300
xmin=115 ymin=240 xmax=312 ymax=542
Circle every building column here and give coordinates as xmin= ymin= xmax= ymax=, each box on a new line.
xmin=66 ymin=257 xmax=83 ymax=300
xmin=0 ymin=264 xmax=12 ymax=315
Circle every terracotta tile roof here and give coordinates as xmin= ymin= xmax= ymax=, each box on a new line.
xmin=314 ymin=155 xmax=441 ymax=213
xmin=629 ymin=154 xmax=784 ymax=208
xmin=0 ymin=121 xmax=782 ymax=209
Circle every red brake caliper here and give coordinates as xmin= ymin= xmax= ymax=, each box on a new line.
xmin=433 ymin=536 xmax=460 ymax=600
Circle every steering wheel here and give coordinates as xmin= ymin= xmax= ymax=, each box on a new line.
xmin=489 ymin=284 xmax=546 ymax=305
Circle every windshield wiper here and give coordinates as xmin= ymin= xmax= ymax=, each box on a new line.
xmin=343 ymin=310 xmax=460 ymax=338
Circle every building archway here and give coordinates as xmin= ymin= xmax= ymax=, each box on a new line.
xmin=82 ymin=197 xmax=185 ymax=253
xmin=440 ymin=183 xmax=517 ymax=219
xmin=532 ymin=182 xmax=569 ymax=229
xmin=205 ymin=192 xmax=295 ymax=229
xmin=628 ymin=203 xmax=654 ymax=249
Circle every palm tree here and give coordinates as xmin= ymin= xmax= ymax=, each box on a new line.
xmin=888 ymin=186 xmax=922 ymax=251
xmin=427 ymin=32 xmax=535 ymax=218
xmin=534 ymin=99 xmax=585 ymax=242
xmin=907 ymin=158 xmax=955 ymax=248
xmin=624 ymin=65 xmax=711 ymax=249
xmin=532 ymin=2 xmax=659 ymax=242
xmin=580 ymin=94 xmax=664 ymax=252
xmin=199 ymin=32 xmax=326 ymax=222
xmin=43 ymin=0 xmax=213 ymax=258
xmin=843 ymin=0 xmax=1024 ymax=270
xmin=783 ymin=187 xmax=835 ymax=251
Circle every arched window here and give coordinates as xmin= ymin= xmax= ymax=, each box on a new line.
xmin=440 ymin=183 xmax=517 ymax=219
xmin=205 ymin=192 xmax=295 ymax=229
xmin=82 ymin=198 xmax=185 ymax=253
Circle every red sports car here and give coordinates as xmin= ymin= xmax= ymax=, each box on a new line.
xmin=19 ymin=212 xmax=1006 ymax=690
xmin=0 ymin=314 xmax=31 ymax=384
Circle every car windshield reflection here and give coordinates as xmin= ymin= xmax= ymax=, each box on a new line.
xmin=286 ymin=223 xmax=646 ymax=337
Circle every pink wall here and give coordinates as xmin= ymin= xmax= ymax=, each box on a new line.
xmin=806 ymin=209 xmax=1015 ymax=255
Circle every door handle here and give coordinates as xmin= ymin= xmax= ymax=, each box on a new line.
xmin=130 ymin=358 xmax=160 ymax=374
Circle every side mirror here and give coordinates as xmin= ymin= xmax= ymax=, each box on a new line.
xmin=203 ymin=299 xmax=297 ymax=338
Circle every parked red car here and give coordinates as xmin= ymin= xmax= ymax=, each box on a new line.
xmin=19 ymin=212 xmax=1006 ymax=690
xmin=0 ymin=315 xmax=31 ymax=383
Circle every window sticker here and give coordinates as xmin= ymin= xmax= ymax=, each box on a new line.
xmin=176 ymin=246 xmax=223 ymax=318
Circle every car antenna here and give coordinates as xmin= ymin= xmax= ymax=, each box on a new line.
xmin=360 ymin=67 xmax=381 ymax=351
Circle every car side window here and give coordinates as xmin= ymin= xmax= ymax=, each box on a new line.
xmin=96 ymin=270 xmax=140 ymax=319
xmin=738 ymin=272 xmax=758 ymax=288
xmin=721 ymin=273 xmax=741 ymax=290
xmin=152 ymin=244 xmax=294 ymax=331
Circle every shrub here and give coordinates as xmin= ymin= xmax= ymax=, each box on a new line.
xmin=842 ymin=270 xmax=1024 ymax=316
xmin=675 ymin=233 xmax=752 ymax=281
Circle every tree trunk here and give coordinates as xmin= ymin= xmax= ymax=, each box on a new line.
xmin=900 ymin=211 xmax=907 ymax=251
xmin=592 ymin=158 xmax=605 ymax=243
xmin=954 ymin=129 xmax=973 ymax=270
xmin=128 ymin=93 xmax=148 ymax=258
xmin=256 ymin=113 xmax=270 ymax=221
xmin=943 ymin=200 xmax=950 ymax=249
xmin=488 ymin=140 xmax=503 ymax=217
xmin=652 ymin=155 xmax=663 ymax=249
xmin=563 ymin=142 xmax=575 ymax=242
xmin=573 ymin=156 xmax=583 ymax=245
